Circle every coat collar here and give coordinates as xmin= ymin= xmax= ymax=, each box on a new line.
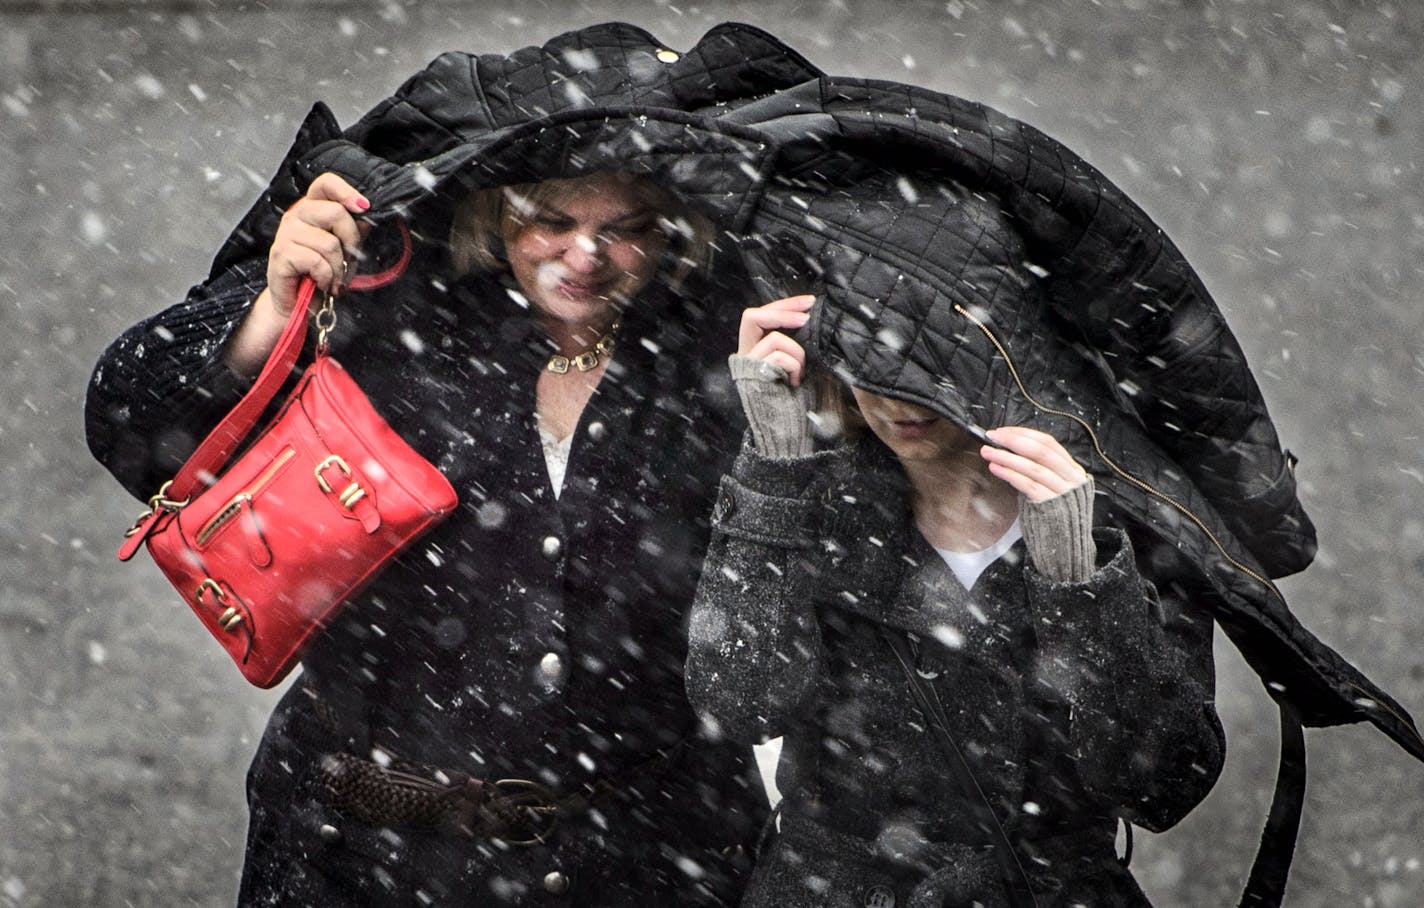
xmin=814 ymin=438 xmax=1030 ymax=646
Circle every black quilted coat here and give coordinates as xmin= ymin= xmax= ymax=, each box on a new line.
xmin=86 ymin=18 xmax=1423 ymax=906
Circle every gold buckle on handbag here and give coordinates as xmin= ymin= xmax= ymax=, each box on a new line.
xmin=123 ymin=479 xmax=191 ymax=537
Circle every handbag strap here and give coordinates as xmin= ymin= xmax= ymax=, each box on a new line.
xmin=118 ymin=219 xmax=412 ymax=561
xmin=168 ymin=219 xmax=413 ymax=501
xmin=880 ymin=627 xmax=1040 ymax=908
xmin=167 ymin=275 xmax=320 ymax=502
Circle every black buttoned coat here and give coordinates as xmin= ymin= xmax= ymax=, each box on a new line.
xmin=86 ymin=252 xmax=765 ymax=905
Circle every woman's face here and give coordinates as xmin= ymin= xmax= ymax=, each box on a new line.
xmin=849 ymin=387 xmax=977 ymax=463
xmin=502 ymin=173 xmax=669 ymax=329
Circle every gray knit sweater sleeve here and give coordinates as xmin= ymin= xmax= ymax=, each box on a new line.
xmin=1019 ymin=477 xmax=1096 ymax=583
xmin=727 ymin=354 xmax=814 ymax=459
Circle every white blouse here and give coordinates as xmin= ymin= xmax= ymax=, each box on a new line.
xmin=933 ymin=518 xmax=1023 ymax=590
xmin=538 ymin=426 xmax=575 ymax=499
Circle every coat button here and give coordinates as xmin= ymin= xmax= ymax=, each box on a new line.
xmin=539 ymin=652 xmax=564 ymax=681
xmin=543 ymin=870 xmax=570 ymax=895
xmin=541 ymin=535 xmax=563 ymax=560
xmin=714 ymin=491 xmax=735 ymax=521
xmin=863 ymin=884 xmax=896 ymax=908
xmin=318 ymin=823 xmax=343 ymax=846
xmin=587 ymin=420 xmax=608 ymax=443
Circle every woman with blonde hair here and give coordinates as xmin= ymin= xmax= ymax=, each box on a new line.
xmin=87 ymin=163 xmax=762 ymax=905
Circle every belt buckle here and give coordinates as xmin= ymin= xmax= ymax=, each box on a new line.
xmin=488 ymin=778 xmax=559 ymax=846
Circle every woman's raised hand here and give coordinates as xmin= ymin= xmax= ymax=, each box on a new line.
xmin=225 ymin=174 xmax=370 ymax=377
xmin=980 ymin=426 xmax=1089 ymax=503
xmin=737 ymin=295 xmax=816 ymax=387
xmin=266 ymin=172 xmax=371 ymax=317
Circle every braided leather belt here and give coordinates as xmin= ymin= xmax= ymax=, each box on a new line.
xmin=317 ymin=752 xmax=569 ymax=844
xmin=316 ymin=743 xmax=681 ymax=845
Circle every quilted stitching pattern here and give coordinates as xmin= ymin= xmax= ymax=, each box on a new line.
xmin=207 ymin=21 xmax=1419 ymax=755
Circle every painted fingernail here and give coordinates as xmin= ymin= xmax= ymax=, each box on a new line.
xmin=355 ymin=197 xmax=371 ymax=211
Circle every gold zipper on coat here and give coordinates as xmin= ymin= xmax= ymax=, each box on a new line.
xmin=954 ymin=303 xmax=1286 ymax=605
xmin=853 ymin=297 xmax=1417 ymax=741
xmin=959 ymin=305 xmax=1419 ymax=739
xmin=194 ymin=448 xmax=296 ymax=547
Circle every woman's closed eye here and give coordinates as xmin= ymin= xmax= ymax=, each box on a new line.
xmin=532 ymin=213 xmax=577 ymax=231
xmin=529 ymin=209 xmax=655 ymax=238
xmin=600 ymin=216 xmax=658 ymax=241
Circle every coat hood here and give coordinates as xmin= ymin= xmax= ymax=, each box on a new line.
xmin=204 ymin=20 xmax=1421 ymax=762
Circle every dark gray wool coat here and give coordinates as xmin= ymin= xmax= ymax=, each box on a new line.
xmin=689 ymin=429 xmax=1224 ymax=905
xmin=687 ymin=437 xmax=1224 ymax=907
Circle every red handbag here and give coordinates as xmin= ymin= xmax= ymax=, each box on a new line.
xmin=117 ymin=236 xmax=458 ymax=688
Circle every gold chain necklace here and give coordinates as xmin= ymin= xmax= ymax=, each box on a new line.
xmin=544 ymin=320 xmax=620 ymax=374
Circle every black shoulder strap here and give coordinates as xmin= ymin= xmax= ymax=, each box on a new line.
xmin=1239 ymin=703 xmax=1307 ymax=907
xmin=881 ymin=628 xmax=1040 ymax=908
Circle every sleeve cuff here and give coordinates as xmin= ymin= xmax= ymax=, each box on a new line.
xmin=708 ymin=436 xmax=851 ymax=546
xmin=1025 ymin=527 xmax=1150 ymax=657
xmin=1019 ymin=477 xmax=1096 ymax=583
xmin=728 ymin=354 xmax=814 ymax=459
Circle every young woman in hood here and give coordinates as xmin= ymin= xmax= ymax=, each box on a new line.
xmin=685 ymin=294 xmax=1226 ymax=907
xmin=85 ymin=168 xmax=765 ymax=905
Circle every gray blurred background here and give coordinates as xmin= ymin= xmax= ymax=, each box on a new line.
xmin=3 ymin=0 xmax=1422 ymax=905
